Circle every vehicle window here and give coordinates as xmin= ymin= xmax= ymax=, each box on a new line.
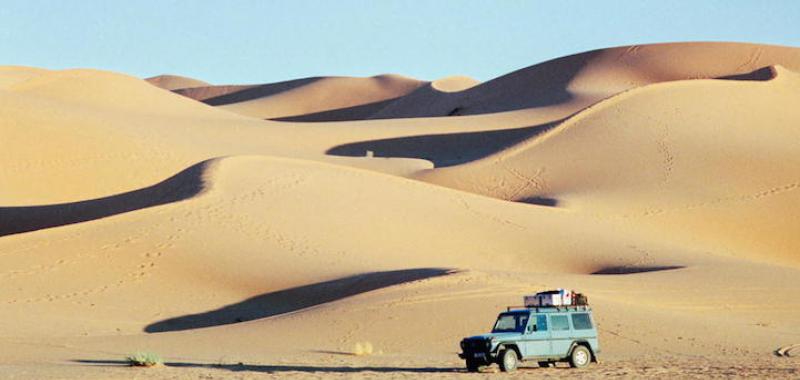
xmin=572 ymin=313 xmax=593 ymax=330
xmin=519 ymin=315 xmax=529 ymax=330
xmin=494 ymin=315 xmax=516 ymax=331
xmin=492 ymin=313 xmax=529 ymax=333
xmin=535 ymin=314 xmax=548 ymax=331
xmin=550 ymin=315 xmax=570 ymax=331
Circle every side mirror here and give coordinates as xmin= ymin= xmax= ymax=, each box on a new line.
xmin=532 ymin=325 xmax=538 ymax=332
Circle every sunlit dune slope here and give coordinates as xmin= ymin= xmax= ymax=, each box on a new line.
xmin=0 ymin=155 xmax=707 ymax=338
xmin=0 ymin=67 xmax=566 ymax=205
xmin=0 ymin=67 xmax=256 ymax=204
xmin=417 ymin=66 xmax=800 ymax=266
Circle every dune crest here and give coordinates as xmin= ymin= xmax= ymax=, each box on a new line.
xmin=430 ymin=75 xmax=480 ymax=92
xmin=146 ymin=74 xmax=210 ymax=90
xmin=171 ymin=74 xmax=426 ymax=120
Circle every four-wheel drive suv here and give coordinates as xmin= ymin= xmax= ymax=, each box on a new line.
xmin=458 ymin=305 xmax=599 ymax=372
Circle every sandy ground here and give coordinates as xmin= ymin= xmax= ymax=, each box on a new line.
xmin=2 ymin=42 xmax=800 ymax=378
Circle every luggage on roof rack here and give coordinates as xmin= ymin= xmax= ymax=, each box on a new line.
xmin=523 ymin=289 xmax=589 ymax=307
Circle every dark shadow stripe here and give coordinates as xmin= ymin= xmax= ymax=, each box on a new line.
xmin=326 ymin=122 xmax=558 ymax=167
xmin=145 ymin=268 xmax=456 ymax=333
xmin=591 ymin=266 xmax=685 ymax=275
xmin=72 ymin=359 xmax=462 ymax=373
xmin=0 ymin=160 xmax=213 ymax=237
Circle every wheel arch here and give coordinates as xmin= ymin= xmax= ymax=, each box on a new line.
xmin=569 ymin=340 xmax=597 ymax=362
xmin=497 ymin=343 xmax=522 ymax=359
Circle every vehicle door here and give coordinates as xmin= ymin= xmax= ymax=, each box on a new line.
xmin=520 ymin=313 xmax=551 ymax=358
xmin=571 ymin=312 xmax=599 ymax=352
xmin=548 ymin=313 xmax=572 ymax=357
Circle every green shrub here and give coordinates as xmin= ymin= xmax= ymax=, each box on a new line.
xmin=126 ymin=352 xmax=162 ymax=367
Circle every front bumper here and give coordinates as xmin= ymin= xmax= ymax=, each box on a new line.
xmin=458 ymin=350 xmax=494 ymax=359
xmin=459 ymin=339 xmax=497 ymax=363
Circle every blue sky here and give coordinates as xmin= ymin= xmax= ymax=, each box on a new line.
xmin=1 ymin=1 xmax=798 ymax=84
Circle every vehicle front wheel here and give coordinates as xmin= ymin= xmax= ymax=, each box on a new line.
xmin=569 ymin=345 xmax=592 ymax=368
xmin=498 ymin=349 xmax=518 ymax=372
xmin=465 ymin=359 xmax=480 ymax=372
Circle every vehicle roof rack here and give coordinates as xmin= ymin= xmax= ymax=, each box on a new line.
xmin=506 ymin=305 xmax=591 ymax=312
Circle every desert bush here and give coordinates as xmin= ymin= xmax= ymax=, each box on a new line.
xmin=126 ymin=351 xmax=162 ymax=367
xmin=353 ymin=341 xmax=374 ymax=356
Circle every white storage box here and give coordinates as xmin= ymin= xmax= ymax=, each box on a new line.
xmin=524 ymin=289 xmax=573 ymax=307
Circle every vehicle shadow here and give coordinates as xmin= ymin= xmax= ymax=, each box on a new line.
xmin=72 ymin=359 xmax=462 ymax=373
xmin=144 ymin=268 xmax=455 ymax=333
xmin=308 ymin=350 xmax=357 ymax=356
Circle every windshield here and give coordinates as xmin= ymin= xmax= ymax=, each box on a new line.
xmin=492 ymin=313 xmax=529 ymax=333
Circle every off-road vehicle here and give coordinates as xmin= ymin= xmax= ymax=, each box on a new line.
xmin=458 ymin=305 xmax=599 ymax=372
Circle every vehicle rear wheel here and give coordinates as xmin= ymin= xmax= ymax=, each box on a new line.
xmin=465 ymin=359 xmax=480 ymax=372
xmin=498 ymin=349 xmax=518 ymax=372
xmin=538 ymin=361 xmax=551 ymax=367
xmin=569 ymin=345 xmax=591 ymax=368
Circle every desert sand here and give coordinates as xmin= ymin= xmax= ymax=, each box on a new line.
xmin=1 ymin=42 xmax=800 ymax=379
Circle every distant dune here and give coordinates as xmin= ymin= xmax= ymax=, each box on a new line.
xmin=3 ymin=42 xmax=800 ymax=379
xmin=146 ymin=74 xmax=210 ymax=90
xmin=158 ymin=74 xmax=429 ymax=121
xmin=157 ymin=42 xmax=800 ymax=122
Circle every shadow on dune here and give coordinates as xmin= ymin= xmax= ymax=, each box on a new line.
xmin=360 ymin=50 xmax=596 ymax=120
xmin=201 ymin=77 xmax=322 ymax=106
xmin=0 ymin=160 xmax=212 ymax=237
xmin=518 ymin=196 xmax=559 ymax=207
xmin=245 ymin=51 xmax=594 ymax=122
xmin=412 ymin=51 xmax=595 ymax=117
xmin=591 ymin=266 xmax=685 ymax=275
xmin=326 ymin=122 xmax=558 ymax=167
xmin=145 ymin=268 xmax=455 ymax=333
xmin=716 ymin=66 xmax=776 ymax=81
xmin=73 ymin=359 xmax=460 ymax=373
xmin=272 ymin=97 xmax=399 ymax=122
xmin=174 ymin=84 xmax=258 ymax=102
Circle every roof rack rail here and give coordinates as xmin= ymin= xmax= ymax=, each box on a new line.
xmin=506 ymin=305 xmax=591 ymax=312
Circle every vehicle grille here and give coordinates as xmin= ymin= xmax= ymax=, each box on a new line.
xmin=462 ymin=339 xmax=488 ymax=352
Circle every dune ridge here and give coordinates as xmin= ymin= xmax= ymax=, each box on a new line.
xmin=146 ymin=74 xmax=210 ymax=90
xmin=165 ymin=74 xmax=428 ymax=120
xmin=162 ymin=42 xmax=800 ymax=123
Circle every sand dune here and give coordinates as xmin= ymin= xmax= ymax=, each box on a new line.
xmin=417 ymin=65 xmax=800 ymax=267
xmin=168 ymin=74 xmax=427 ymax=120
xmin=169 ymin=42 xmax=800 ymax=123
xmin=433 ymin=42 xmax=800 ymax=116
xmin=3 ymin=42 xmax=800 ymax=379
xmin=146 ymin=74 xmax=210 ymax=90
